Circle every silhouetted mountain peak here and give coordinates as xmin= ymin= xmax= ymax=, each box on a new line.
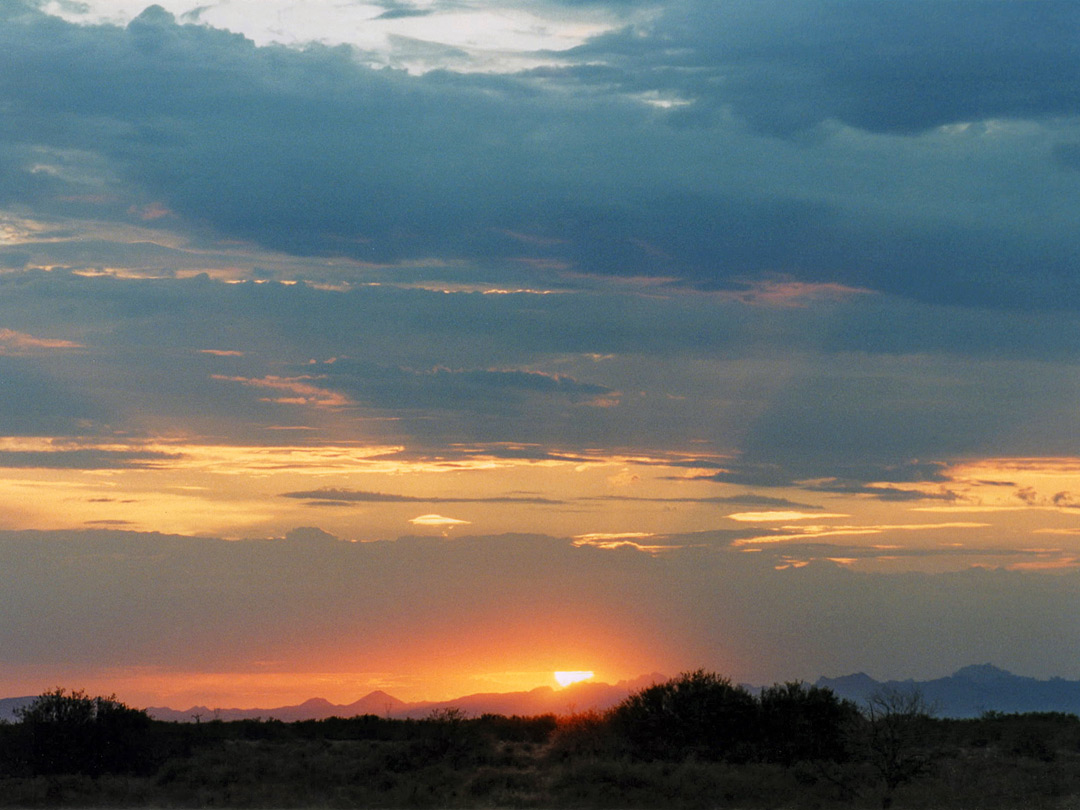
xmin=363 ymin=690 xmax=398 ymax=701
xmin=815 ymin=664 xmax=1080 ymax=718
xmin=343 ymin=690 xmax=408 ymax=715
xmin=952 ymin=663 xmax=1014 ymax=683
xmin=815 ymin=671 xmax=879 ymax=693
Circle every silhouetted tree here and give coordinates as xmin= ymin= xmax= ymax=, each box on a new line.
xmin=10 ymin=687 xmax=153 ymax=776
xmin=612 ymin=669 xmax=758 ymax=761
xmin=758 ymin=681 xmax=858 ymax=765
xmin=861 ymin=686 xmax=935 ymax=809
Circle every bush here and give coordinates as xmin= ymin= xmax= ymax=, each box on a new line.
xmin=758 ymin=681 xmax=858 ymax=765
xmin=611 ymin=670 xmax=758 ymax=762
xmin=4 ymin=688 xmax=154 ymax=776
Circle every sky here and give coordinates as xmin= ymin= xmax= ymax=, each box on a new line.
xmin=2 ymin=0 xmax=1080 ymax=708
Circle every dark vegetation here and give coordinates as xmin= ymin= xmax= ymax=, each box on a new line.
xmin=3 ymin=675 xmax=1080 ymax=808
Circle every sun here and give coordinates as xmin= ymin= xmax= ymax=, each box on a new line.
xmin=554 ymin=670 xmax=594 ymax=688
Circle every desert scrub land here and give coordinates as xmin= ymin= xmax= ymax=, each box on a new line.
xmin=3 ymin=675 xmax=1080 ymax=808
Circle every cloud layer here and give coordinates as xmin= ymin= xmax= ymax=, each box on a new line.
xmin=2 ymin=0 xmax=1080 ymax=702
xmin=4 ymin=2 xmax=1080 ymax=306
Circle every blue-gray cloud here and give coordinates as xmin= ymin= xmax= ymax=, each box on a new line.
xmin=0 ymin=357 xmax=104 ymax=436
xmin=312 ymin=360 xmax=614 ymax=409
xmin=2 ymin=3 xmax=1080 ymax=310
xmin=3 ymin=269 xmax=1080 ymax=479
xmin=2 ymin=3 xmax=1080 ymax=484
xmin=566 ymin=0 xmax=1080 ymax=134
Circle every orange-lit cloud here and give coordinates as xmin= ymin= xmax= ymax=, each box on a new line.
xmin=727 ymin=510 xmax=848 ymax=522
xmin=213 ymin=374 xmax=351 ymax=408
xmin=717 ymin=278 xmax=872 ymax=307
xmin=572 ymin=531 xmax=682 ymax=554
xmin=0 ymin=328 xmax=83 ymax=354
xmin=733 ymin=521 xmax=990 ymax=546
xmin=408 ymin=513 xmax=471 ymax=527
xmin=128 ymin=202 xmax=173 ymax=220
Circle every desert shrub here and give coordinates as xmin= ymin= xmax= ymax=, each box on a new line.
xmin=758 ymin=681 xmax=859 ymax=765
xmin=4 ymin=688 xmax=154 ymax=777
xmin=611 ymin=670 xmax=758 ymax=762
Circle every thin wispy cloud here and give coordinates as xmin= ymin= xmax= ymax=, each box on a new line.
xmin=732 ymin=522 xmax=992 ymax=548
xmin=282 ymin=488 xmax=565 ymax=505
xmin=0 ymin=328 xmax=83 ymax=355
xmin=408 ymin=513 xmax=471 ymax=527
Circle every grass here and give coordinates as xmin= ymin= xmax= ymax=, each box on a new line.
xmin=3 ymin=727 xmax=1079 ymax=809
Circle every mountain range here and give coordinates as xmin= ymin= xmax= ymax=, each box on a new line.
xmin=4 ymin=665 xmax=1080 ymax=723
xmin=141 ymin=674 xmax=665 ymax=723
xmin=814 ymin=663 xmax=1080 ymax=718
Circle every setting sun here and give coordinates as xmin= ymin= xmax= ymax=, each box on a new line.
xmin=554 ymin=671 xmax=595 ymax=688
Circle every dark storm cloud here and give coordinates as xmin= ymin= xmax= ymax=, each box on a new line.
xmin=696 ymin=458 xmax=961 ymax=496
xmin=311 ymin=360 xmax=615 ymax=411
xmin=545 ymin=0 xmax=654 ymax=5
xmin=805 ymin=483 xmax=959 ymax=503
xmin=1052 ymin=142 xmax=1080 ymax=171
xmin=695 ymin=350 xmax=1080 ymax=489
xmin=567 ymin=0 xmax=1080 ymax=135
xmin=4 ymin=0 xmax=1080 ymax=481
xmin=0 ymin=357 xmax=104 ymax=436
xmin=375 ymin=7 xmax=435 ymax=20
xmin=2 ymin=269 xmax=1080 ymax=473
xmin=4 ymin=3 xmax=1080 ymax=308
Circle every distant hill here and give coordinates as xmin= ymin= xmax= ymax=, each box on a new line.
xmin=146 ymin=690 xmax=410 ymax=723
xmin=390 ymin=673 xmax=666 ymax=720
xmin=144 ymin=674 xmax=666 ymax=723
xmin=817 ymin=664 xmax=1080 ymax=718
xmin=9 ymin=666 xmax=1079 ymax=723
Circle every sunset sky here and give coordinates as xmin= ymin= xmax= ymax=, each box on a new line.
xmin=3 ymin=0 xmax=1080 ymax=708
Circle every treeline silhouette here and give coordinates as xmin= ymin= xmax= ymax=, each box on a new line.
xmin=2 ymin=673 xmax=1080 ymax=808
